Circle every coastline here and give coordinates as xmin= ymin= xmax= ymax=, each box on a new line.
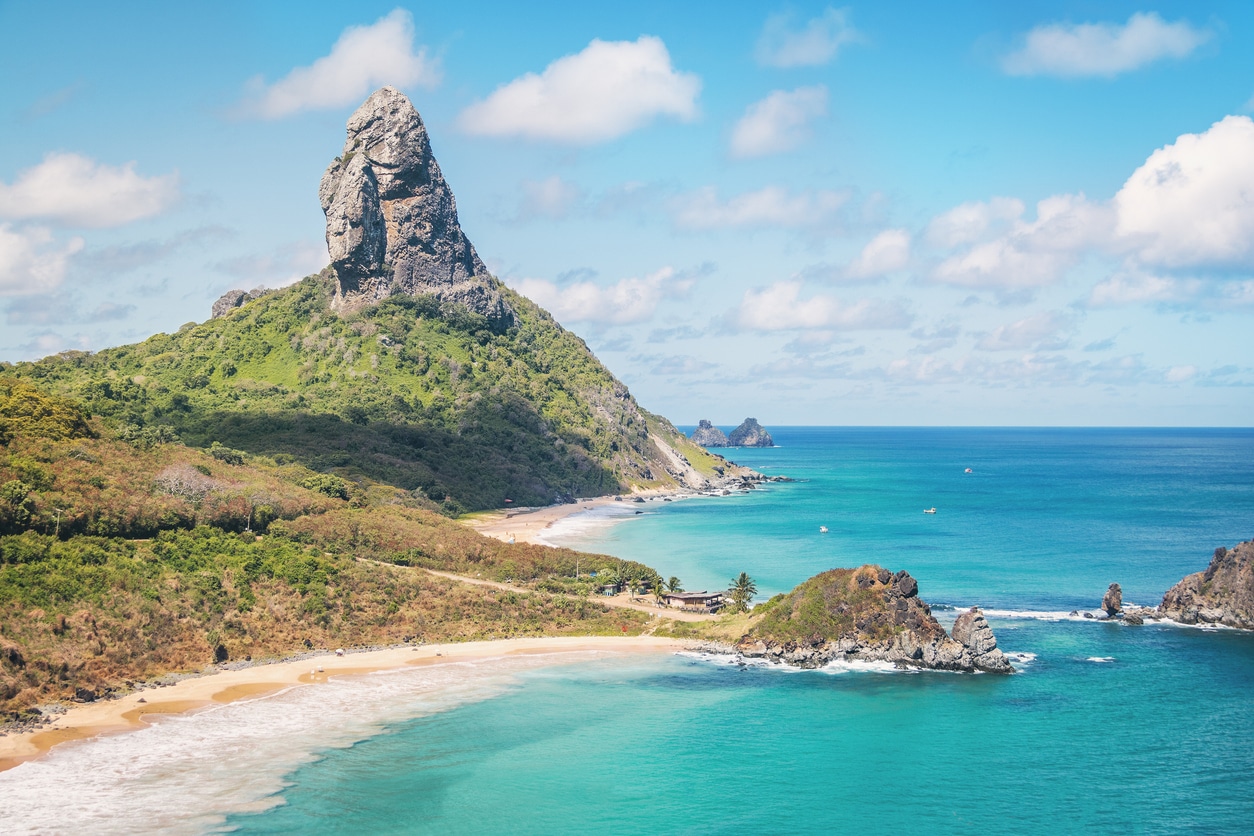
xmin=0 ymin=635 xmax=689 ymax=773
xmin=463 ymin=489 xmax=689 ymax=546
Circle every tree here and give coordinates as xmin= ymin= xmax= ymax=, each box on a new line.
xmin=667 ymin=576 xmax=683 ymax=593
xmin=728 ymin=572 xmax=757 ymax=613
xmin=648 ymin=570 xmax=665 ymax=604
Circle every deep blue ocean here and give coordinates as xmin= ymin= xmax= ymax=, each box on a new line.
xmin=5 ymin=429 xmax=1253 ymax=834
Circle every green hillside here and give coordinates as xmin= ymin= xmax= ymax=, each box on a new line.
xmin=3 ymin=269 xmax=723 ymax=513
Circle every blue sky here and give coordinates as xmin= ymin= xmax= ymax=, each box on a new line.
xmin=2 ymin=1 xmax=1253 ymax=425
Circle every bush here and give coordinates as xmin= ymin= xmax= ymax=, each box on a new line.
xmin=300 ymin=474 xmax=349 ymax=500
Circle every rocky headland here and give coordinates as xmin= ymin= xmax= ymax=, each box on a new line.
xmin=728 ymin=417 xmax=774 ymax=447
xmin=690 ymin=419 xmax=729 ymax=448
xmin=730 ymin=566 xmax=1013 ymax=673
xmin=1100 ymin=540 xmax=1254 ymax=629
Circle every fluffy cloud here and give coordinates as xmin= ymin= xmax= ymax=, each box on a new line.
xmin=237 ymin=10 xmax=438 ymax=119
xmin=755 ymin=7 xmax=859 ymax=68
xmin=517 ymin=176 xmax=582 ymax=221
xmin=931 ymin=193 xmax=1112 ymax=290
xmin=458 ymin=37 xmax=699 ymax=144
xmin=0 ymin=153 xmax=179 ymax=228
xmin=730 ymin=86 xmax=827 ymax=158
xmin=0 ymin=224 xmax=84 ymax=296
xmin=1115 ymin=115 xmax=1254 ymax=268
xmin=736 ymin=281 xmax=911 ymax=331
xmin=511 ymin=267 xmax=688 ymax=324
xmin=926 ymin=197 xmax=1024 ymax=248
xmin=672 ymin=186 xmax=848 ymax=231
xmin=846 ymin=229 xmax=910 ymax=279
xmin=975 ymin=311 xmax=1074 ymax=351
xmin=1002 ymin=12 xmax=1210 ymax=78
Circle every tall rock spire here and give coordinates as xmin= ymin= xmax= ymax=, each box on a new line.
xmin=319 ymin=87 xmax=513 ymax=324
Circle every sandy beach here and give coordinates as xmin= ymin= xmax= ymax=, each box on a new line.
xmin=463 ymin=490 xmax=686 ymax=545
xmin=0 ymin=635 xmax=689 ymax=773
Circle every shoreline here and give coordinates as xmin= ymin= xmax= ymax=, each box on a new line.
xmin=0 ymin=635 xmax=690 ymax=773
xmin=463 ymin=488 xmax=704 ymax=546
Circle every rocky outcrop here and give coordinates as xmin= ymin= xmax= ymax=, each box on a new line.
xmin=319 ymin=87 xmax=513 ymax=324
xmin=211 ymin=287 xmax=272 ymax=319
xmin=735 ymin=566 xmax=1013 ymax=673
xmin=1158 ymin=542 xmax=1254 ymax=629
xmin=1101 ymin=583 xmax=1123 ymax=617
xmin=690 ymin=419 xmax=729 ymax=448
xmin=728 ymin=417 xmax=774 ymax=447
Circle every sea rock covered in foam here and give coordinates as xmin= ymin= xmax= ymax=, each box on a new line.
xmin=690 ymin=419 xmax=729 ymax=448
xmin=319 ymin=87 xmax=513 ymax=324
xmin=736 ymin=566 xmax=1013 ymax=673
xmin=728 ymin=417 xmax=774 ymax=447
xmin=1158 ymin=541 xmax=1254 ymax=629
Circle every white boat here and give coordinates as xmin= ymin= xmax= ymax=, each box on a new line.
xmin=923 ymin=507 xmax=937 ymax=514
xmin=819 ymin=525 xmax=829 ymax=533
xmin=964 ymin=468 xmax=973 ymax=474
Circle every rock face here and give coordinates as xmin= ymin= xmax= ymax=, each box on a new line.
xmin=690 ymin=419 xmax=729 ymax=448
xmin=211 ymin=287 xmax=272 ymax=319
xmin=728 ymin=417 xmax=774 ymax=447
xmin=736 ymin=566 xmax=1013 ymax=673
xmin=1101 ymin=582 xmax=1123 ymax=617
xmin=1158 ymin=541 xmax=1254 ymax=629
xmin=319 ymin=87 xmax=513 ymax=324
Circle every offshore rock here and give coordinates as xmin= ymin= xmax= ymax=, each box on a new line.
xmin=211 ymin=287 xmax=272 ymax=319
xmin=728 ymin=417 xmax=774 ymax=447
xmin=690 ymin=419 xmax=729 ymax=448
xmin=319 ymin=87 xmax=513 ymax=325
xmin=736 ymin=566 xmax=1013 ymax=673
xmin=1102 ymin=583 xmax=1123 ymax=617
xmin=1158 ymin=541 xmax=1254 ymax=630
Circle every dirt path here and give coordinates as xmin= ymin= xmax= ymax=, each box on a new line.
xmin=420 ymin=568 xmax=716 ymax=622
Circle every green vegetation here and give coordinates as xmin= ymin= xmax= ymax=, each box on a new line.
xmin=2 ymin=271 xmax=723 ymax=512
xmin=728 ymin=572 xmax=758 ymax=613
xmin=749 ymin=567 xmax=906 ymax=644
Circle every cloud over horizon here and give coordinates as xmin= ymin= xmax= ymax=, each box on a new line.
xmin=236 ymin=9 xmax=439 ymax=119
xmin=0 ymin=153 xmax=179 ymax=228
xmin=510 ymin=266 xmax=691 ymax=325
xmin=458 ymin=37 xmax=700 ymax=144
xmin=672 ymin=186 xmax=848 ymax=231
xmin=736 ymin=280 xmax=911 ymax=331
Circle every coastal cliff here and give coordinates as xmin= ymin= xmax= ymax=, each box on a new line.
xmin=1158 ymin=541 xmax=1254 ymax=629
xmin=690 ymin=419 xmax=729 ymax=448
xmin=729 ymin=418 xmax=774 ymax=447
xmin=734 ymin=566 xmax=1012 ymax=673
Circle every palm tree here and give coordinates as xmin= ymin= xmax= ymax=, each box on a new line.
xmin=728 ymin=572 xmax=758 ymax=613
xmin=667 ymin=576 xmax=683 ymax=594
xmin=648 ymin=570 xmax=666 ymax=604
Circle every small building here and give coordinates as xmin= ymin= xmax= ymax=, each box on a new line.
xmin=662 ymin=591 xmax=725 ymax=613
xmin=598 ymin=582 xmax=622 ymax=596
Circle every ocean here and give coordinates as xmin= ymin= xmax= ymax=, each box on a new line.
xmin=5 ymin=428 xmax=1254 ymax=834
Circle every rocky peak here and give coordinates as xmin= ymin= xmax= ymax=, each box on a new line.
xmin=319 ymin=87 xmax=513 ymax=325
xmin=1158 ymin=540 xmax=1254 ymax=629
xmin=211 ymin=287 xmax=272 ymax=319
xmin=1101 ymin=582 xmax=1123 ymax=617
xmin=690 ymin=419 xmax=729 ymax=448
xmin=729 ymin=417 xmax=774 ymax=447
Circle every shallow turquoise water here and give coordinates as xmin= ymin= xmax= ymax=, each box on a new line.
xmin=228 ymin=428 xmax=1254 ymax=835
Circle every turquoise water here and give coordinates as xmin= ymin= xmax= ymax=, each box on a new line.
xmin=228 ymin=429 xmax=1254 ymax=834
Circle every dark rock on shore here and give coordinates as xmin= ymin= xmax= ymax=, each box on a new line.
xmin=728 ymin=417 xmax=774 ymax=447
xmin=734 ymin=565 xmax=1013 ymax=673
xmin=1159 ymin=541 xmax=1254 ymax=629
xmin=690 ymin=419 xmax=729 ymax=448
xmin=1101 ymin=583 xmax=1123 ymax=617
xmin=211 ymin=287 xmax=272 ymax=319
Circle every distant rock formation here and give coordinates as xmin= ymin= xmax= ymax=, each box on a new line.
xmin=735 ymin=566 xmax=1013 ymax=673
xmin=1159 ymin=542 xmax=1254 ymax=629
xmin=690 ymin=419 xmax=729 ymax=448
xmin=1101 ymin=583 xmax=1123 ymax=617
xmin=319 ymin=86 xmax=513 ymax=324
xmin=728 ymin=417 xmax=774 ymax=447
xmin=211 ymin=287 xmax=272 ymax=319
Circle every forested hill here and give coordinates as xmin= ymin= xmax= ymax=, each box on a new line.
xmin=1 ymin=272 xmax=724 ymax=512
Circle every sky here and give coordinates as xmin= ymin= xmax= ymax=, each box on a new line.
xmin=2 ymin=1 xmax=1253 ymax=426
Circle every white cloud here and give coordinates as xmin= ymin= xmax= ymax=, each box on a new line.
xmin=458 ymin=37 xmax=700 ymax=144
xmin=926 ymin=197 xmax=1024 ymax=248
xmin=846 ymin=229 xmax=910 ymax=279
xmin=1086 ymin=271 xmax=1192 ymax=307
xmin=0 ymin=224 xmax=84 ymax=296
xmin=237 ymin=10 xmax=438 ymax=119
xmin=672 ymin=186 xmax=848 ymax=231
xmin=737 ymin=281 xmax=910 ymax=331
xmin=1002 ymin=12 xmax=1210 ymax=78
xmin=517 ymin=176 xmax=582 ymax=221
xmin=511 ymin=267 xmax=688 ymax=324
xmin=0 ymin=153 xmax=179 ymax=228
xmin=730 ymin=86 xmax=827 ymax=158
xmin=1115 ymin=115 xmax=1254 ymax=268
xmin=1166 ymin=365 xmax=1198 ymax=383
xmin=755 ymin=7 xmax=859 ymax=68
xmin=975 ymin=311 xmax=1074 ymax=351
xmin=932 ymin=193 xmax=1113 ymax=290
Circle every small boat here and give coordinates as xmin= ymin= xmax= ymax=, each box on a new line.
xmin=923 ymin=507 xmax=937 ymax=514
xmin=819 ymin=525 xmax=829 ymax=533
xmin=964 ymin=468 xmax=972 ymax=474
